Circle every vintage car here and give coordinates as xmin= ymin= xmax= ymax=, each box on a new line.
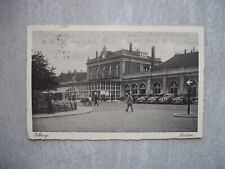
xmin=136 ymin=95 xmax=149 ymax=104
xmin=132 ymin=95 xmax=140 ymax=104
xmin=192 ymin=97 xmax=198 ymax=104
xmin=147 ymin=96 xmax=160 ymax=104
xmin=158 ymin=93 xmax=176 ymax=104
xmin=172 ymin=94 xmax=197 ymax=104
xmin=172 ymin=96 xmax=188 ymax=104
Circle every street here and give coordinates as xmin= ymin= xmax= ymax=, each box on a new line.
xmin=33 ymin=101 xmax=198 ymax=132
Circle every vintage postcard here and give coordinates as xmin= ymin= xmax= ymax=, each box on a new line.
xmin=27 ymin=25 xmax=204 ymax=140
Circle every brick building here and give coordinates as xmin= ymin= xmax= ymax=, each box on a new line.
xmin=86 ymin=43 xmax=161 ymax=100
xmin=57 ymin=43 xmax=198 ymax=100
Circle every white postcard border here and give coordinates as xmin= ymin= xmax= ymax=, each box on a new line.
xmin=27 ymin=25 xmax=204 ymax=140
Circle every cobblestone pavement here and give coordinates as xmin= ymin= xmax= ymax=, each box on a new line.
xmin=33 ymin=101 xmax=198 ymax=132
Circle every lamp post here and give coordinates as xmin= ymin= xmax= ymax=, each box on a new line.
xmin=173 ymin=79 xmax=197 ymax=118
xmin=72 ymin=76 xmax=75 ymax=100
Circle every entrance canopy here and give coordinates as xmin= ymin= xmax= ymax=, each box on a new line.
xmin=55 ymin=87 xmax=69 ymax=93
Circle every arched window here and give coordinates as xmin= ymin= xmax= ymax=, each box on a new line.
xmin=115 ymin=65 xmax=119 ymax=77
xmin=139 ymin=83 xmax=146 ymax=95
xmin=90 ymin=70 xmax=93 ymax=79
xmin=101 ymin=67 xmax=105 ymax=78
xmin=96 ymin=68 xmax=100 ymax=79
xmin=124 ymin=84 xmax=131 ymax=95
xmin=169 ymin=81 xmax=178 ymax=94
xmin=153 ymin=82 xmax=161 ymax=95
xmin=109 ymin=66 xmax=112 ymax=75
xmin=132 ymin=84 xmax=138 ymax=95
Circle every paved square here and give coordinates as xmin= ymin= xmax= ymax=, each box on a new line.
xmin=33 ymin=101 xmax=198 ymax=132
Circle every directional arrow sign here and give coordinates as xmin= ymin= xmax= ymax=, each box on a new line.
xmin=186 ymin=79 xmax=193 ymax=86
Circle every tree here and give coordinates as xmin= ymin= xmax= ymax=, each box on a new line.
xmin=32 ymin=50 xmax=59 ymax=91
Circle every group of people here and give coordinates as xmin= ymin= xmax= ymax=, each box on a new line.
xmin=46 ymin=92 xmax=134 ymax=114
xmin=87 ymin=93 xmax=99 ymax=106
xmin=46 ymin=94 xmax=77 ymax=114
xmin=87 ymin=92 xmax=134 ymax=112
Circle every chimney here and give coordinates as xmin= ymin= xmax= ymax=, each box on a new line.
xmin=151 ymin=46 xmax=155 ymax=58
xmin=103 ymin=45 xmax=106 ymax=52
xmin=96 ymin=51 xmax=98 ymax=58
xmin=151 ymin=46 xmax=155 ymax=72
xmin=129 ymin=42 xmax=132 ymax=51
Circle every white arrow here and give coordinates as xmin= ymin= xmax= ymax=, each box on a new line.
xmin=186 ymin=79 xmax=193 ymax=86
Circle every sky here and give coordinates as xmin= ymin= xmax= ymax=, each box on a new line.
xmin=32 ymin=30 xmax=199 ymax=75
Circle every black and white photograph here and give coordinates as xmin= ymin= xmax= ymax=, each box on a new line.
xmin=27 ymin=26 xmax=204 ymax=140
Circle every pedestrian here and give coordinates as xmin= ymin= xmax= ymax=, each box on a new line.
xmin=69 ymin=99 xmax=73 ymax=110
xmin=63 ymin=99 xmax=67 ymax=111
xmin=88 ymin=95 xmax=92 ymax=106
xmin=94 ymin=93 xmax=99 ymax=106
xmin=46 ymin=94 xmax=54 ymax=114
xmin=125 ymin=94 xmax=133 ymax=112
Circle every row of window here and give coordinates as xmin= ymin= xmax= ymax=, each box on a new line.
xmin=89 ymin=65 xmax=119 ymax=79
xmin=125 ymin=81 xmax=197 ymax=96
xmin=90 ymin=70 xmax=119 ymax=79
xmin=89 ymin=82 xmax=121 ymax=90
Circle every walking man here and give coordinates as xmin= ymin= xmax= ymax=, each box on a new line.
xmin=125 ymin=94 xmax=133 ymax=112
xmin=94 ymin=92 xmax=99 ymax=106
xmin=46 ymin=94 xmax=54 ymax=114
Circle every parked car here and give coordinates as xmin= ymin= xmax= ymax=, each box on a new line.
xmin=172 ymin=96 xmax=187 ymax=104
xmin=192 ymin=97 xmax=198 ymax=104
xmin=172 ymin=94 xmax=197 ymax=105
xmin=159 ymin=93 xmax=176 ymax=104
xmin=147 ymin=96 xmax=160 ymax=104
xmin=136 ymin=96 xmax=149 ymax=104
xmin=132 ymin=95 xmax=139 ymax=104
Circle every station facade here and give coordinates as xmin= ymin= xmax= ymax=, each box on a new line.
xmin=86 ymin=43 xmax=161 ymax=100
xmin=58 ymin=43 xmax=198 ymax=100
xmin=121 ymin=51 xmax=198 ymax=98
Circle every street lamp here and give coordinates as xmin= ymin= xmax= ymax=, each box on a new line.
xmin=72 ymin=76 xmax=75 ymax=100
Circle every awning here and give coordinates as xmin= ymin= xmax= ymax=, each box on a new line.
xmin=55 ymin=87 xmax=69 ymax=93
xmin=41 ymin=90 xmax=56 ymax=94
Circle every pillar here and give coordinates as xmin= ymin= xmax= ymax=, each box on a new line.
xmin=162 ymin=76 xmax=167 ymax=94
xmin=137 ymin=84 xmax=140 ymax=95
xmin=115 ymin=83 xmax=117 ymax=100
xmin=120 ymin=83 xmax=124 ymax=97
xmin=146 ymin=79 xmax=151 ymax=95
xmin=99 ymin=82 xmax=101 ymax=99
xmin=109 ymin=82 xmax=112 ymax=100
xmin=179 ymin=75 xmax=184 ymax=95
xmin=140 ymin=63 xmax=144 ymax=72
xmin=120 ymin=61 xmax=126 ymax=76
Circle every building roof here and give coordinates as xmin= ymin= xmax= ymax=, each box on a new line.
xmin=58 ymin=72 xmax=87 ymax=83
xmin=75 ymin=72 xmax=87 ymax=82
xmin=155 ymin=52 xmax=198 ymax=69
xmin=87 ymin=49 xmax=162 ymax=64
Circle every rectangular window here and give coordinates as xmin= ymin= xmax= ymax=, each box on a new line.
xmin=116 ymin=83 xmax=120 ymax=90
xmin=116 ymin=91 xmax=120 ymax=98
xmin=101 ymin=82 xmax=105 ymax=90
xmin=111 ymin=83 xmax=115 ymax=88
xmin=106 ymin=83 xmax=110 ymax=89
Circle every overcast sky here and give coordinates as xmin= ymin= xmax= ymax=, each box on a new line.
xmin=32 ymin=31 xmax=198 ymax=75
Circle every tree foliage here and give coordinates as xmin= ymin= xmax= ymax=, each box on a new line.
xmin=32 ymin=50 xmax=59 ymax=91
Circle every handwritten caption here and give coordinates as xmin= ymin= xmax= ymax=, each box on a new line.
xmin=179 ymin=133 xmax=194 ymax=137
xmin=34 ymin=132 xmax=49 ymax=139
